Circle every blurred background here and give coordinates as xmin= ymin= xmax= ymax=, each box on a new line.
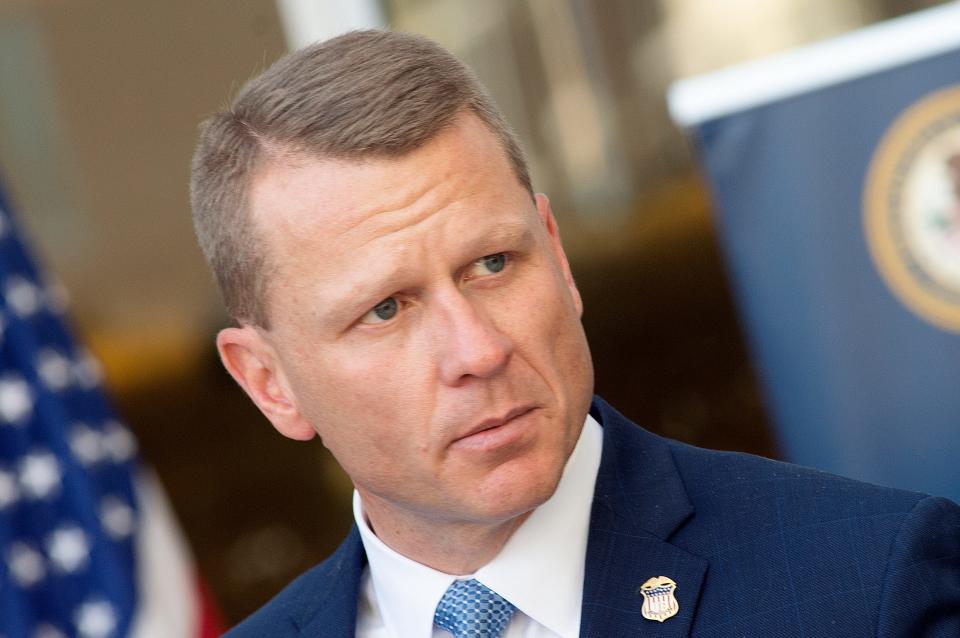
xmin=0 ymin=0 xmax=950 ymax=625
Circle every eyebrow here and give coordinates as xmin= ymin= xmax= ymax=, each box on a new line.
xmin=461 ymin=221 xmax=534 ymax=257
xmin=320 ymin=220 xmax=536 ymax=327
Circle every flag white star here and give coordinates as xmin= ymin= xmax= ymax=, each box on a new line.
xmin=37 ymin=348 xmax=73 ymax=391
xmin=102 ymin=421 xmax=136 ymax=462
xmin=74 ymin=600 xmax=117 ymax=638
xmin=0 ymin=375 xmax=33 ymax=425
xmin=20 ymin=452 xmax=62 ymax=499
xmin=5 ymin=275 xmax=42 ymax=317
xmin=100 ymin=496 xmax=136 ymax=540
xmin=70 ymin=423 xmax=104 ymax=466
xmin=46 ymin=526 xmax=90 ymax=574
xmin=19 ymin=452 xmax=61 ymax=500
xmin=7 ymin=541 xmax=46 ymax=587
xmin=0 ymin=467 xmax=19 ymax=509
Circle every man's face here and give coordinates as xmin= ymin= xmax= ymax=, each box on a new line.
xmin=224 ymin=113 xmax=593 ymax=529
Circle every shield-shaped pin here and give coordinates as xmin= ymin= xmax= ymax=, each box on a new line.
xmin=639 ymin=576 xmax=679 ymax=622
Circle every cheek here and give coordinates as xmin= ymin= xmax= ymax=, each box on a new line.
xmin=518 ymin=270 xmax=585 ymax=347
xmin=515 ymin=273 xmax=593 ymax=399
xmin=289 ymin=342 xmax=435 ymax=445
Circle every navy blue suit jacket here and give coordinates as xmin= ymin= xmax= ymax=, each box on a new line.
xmin=226 ymin=398 xmax=960 ymax=636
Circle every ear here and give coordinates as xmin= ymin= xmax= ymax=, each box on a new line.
xmin=535 ymin=193 xmax=583 ymax=316
xmin=216 ymin=326 xmax=317 ymax=441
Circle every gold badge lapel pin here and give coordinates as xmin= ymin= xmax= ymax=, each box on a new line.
xmin=639 ymin=576 xmax=679 ymax=623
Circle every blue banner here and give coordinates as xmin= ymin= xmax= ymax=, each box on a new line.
xmin=672 ymin=12 xmax=960 ymax=502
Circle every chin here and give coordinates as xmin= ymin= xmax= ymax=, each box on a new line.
xmin=469 ymin=453 xmax=567 ymax=523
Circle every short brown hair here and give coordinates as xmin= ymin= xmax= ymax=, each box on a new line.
xmin=190 ymin=30 xmax=532 ymax=327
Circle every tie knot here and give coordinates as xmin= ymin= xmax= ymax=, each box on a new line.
xmin=434 ymin=578 xmax=517 ymax=638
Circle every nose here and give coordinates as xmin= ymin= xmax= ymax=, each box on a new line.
xmin=434 ymin=290 xmax=513 ymax=385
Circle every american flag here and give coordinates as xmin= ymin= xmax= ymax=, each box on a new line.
xmin=0 ymin=181 xmax=220 ymax=637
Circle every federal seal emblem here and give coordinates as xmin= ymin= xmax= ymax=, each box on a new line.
xmin=864 ymin=85 xmax=960 ymax=333
xmin=639 ymin=576 xmax=679 ymax=622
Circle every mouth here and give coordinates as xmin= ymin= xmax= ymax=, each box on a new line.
xmin=452 ymin=406 xmax=537 ymax=451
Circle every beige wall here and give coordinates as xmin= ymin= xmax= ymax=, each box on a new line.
xmin=0 ymin=0 xmax=287 ymax=386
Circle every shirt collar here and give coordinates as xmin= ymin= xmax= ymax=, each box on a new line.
xmin=354 ymin=413 xmax=603 ymax=638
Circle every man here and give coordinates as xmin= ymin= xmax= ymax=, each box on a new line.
xmin=190 ymin=30 xmax=959 ymax=637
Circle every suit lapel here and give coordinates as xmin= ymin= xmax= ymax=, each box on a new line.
xmin=579 ymin=398 xmax=708 ymax=638
xmin=295 ymin=527 xmax=367 ymax=637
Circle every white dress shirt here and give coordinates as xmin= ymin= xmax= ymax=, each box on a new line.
xmin=354 ymin=414 xmax=603 ymax=638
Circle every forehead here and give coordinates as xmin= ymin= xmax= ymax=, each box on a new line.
xmin=246 ymin=114 xmax=536 ymax=311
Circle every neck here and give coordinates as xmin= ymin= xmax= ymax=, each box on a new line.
xmin=358 ymin=490 xmax=531 ymax=575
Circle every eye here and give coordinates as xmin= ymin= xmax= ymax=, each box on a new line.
xmin=359 ymin=297 xmax=398 ymax=324
xmin=469 ymin=252 xmax=508 ymax=277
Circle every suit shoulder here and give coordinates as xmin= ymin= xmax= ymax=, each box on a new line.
xmin=660 ymin=440 xmax=960 ymax=634
xmin=665 ymin=438 xmax=929 ymax=520
xmin=877 ymin=494 xmax=960 ymax=635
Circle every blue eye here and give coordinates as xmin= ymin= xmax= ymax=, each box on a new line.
xmin=360 ymin=297 xmax=398 ymax=324
xmin=478 ymin=253 xmax=507 ymax=273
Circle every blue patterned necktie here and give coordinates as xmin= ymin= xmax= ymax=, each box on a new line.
xmin=433 ymin=578 xmax=517 ymax=638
